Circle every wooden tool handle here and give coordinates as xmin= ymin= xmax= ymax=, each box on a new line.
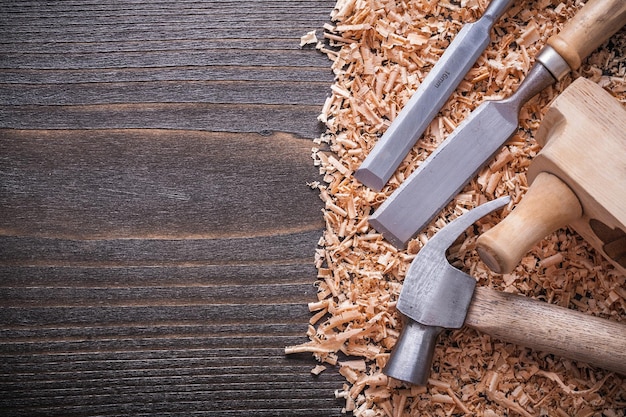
xmin=547 ymin=0 xmax=626 ymax=70
xmin=476 ymin=172 xmax=582 ymax=274
xmin=466 ymin=286 xmax=626 ymax=375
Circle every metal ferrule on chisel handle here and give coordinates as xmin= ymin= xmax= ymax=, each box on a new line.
xmin=536 ymin=46 xmax=572 ymax=80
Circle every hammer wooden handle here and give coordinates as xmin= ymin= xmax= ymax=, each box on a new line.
xmin=466 ymin=286 xmax=626 ymax=375
xmin=547 ymin=0 xmax=626 ymax=70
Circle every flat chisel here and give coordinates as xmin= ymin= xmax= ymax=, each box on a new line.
xmin=369 ymin=0 xmax=626 ymax=249
xmin=354 ymin=0 xmax=516 ymax=191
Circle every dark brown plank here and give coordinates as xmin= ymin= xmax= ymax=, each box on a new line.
xmin=0 ymin=49 xmax=330 ymax=69
xmin=0 ymin=129 xmax=323 ymax=239
xmin=1 ymin=81 xmax=330 ymax=105
xmin=0 ymin=0 xmax=341 ymax=415
xmin=0 ymin=105 xmax=326 ymax=137
xmin=0 ymin=66 xmax=333 ymax=84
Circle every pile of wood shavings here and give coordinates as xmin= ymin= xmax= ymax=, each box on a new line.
xmin=287 ymin=0 xmax=626 ymax=415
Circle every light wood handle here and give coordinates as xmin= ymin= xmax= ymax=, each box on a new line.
xmin=547 ymin=0 xmax=626 ymax=70
xmin=476 ymin=172 xmax=582 ymax=274
xmin=466 ymin=286 xmax=626 ymax=375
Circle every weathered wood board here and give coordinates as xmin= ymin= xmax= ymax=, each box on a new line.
xmin=0 ymin=1 xmax=345 ymax=415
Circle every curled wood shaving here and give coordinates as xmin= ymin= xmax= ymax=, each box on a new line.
xmin=300 ymin=30 xmax=319 ymax=47
xmin=311 ymin=364 xmax=327 ymax=375
xmin=286 ymin=0 xmax=626 ymax=415
xmin=536 ymin=370 xmax=612 ymax=396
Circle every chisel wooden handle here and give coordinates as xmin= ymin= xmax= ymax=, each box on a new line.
xmin=547 ymin=0 xmax=626 ymax=70
xmin=466 ymin=286 xmax=626 ymax=375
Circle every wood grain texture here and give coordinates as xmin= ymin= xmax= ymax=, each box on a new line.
xmin=0 ymin=1 xmax=342 ymax=415
xmin=546 ymin=0 xmax=626 ymax=70
xmin=0 ymin=129 xmax=323 ymax=239
xmin=466 ymin=287 xmax=626 ymax=375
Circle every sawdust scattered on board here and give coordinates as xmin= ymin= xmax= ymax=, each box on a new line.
xmin=286 ymin=0 xmax=626 ymax=415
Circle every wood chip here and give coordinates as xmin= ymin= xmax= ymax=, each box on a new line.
xmin=311 ymin=364 xmax=327 ymax=375
xmin=300 ymin=30 xmax=318 ymax=47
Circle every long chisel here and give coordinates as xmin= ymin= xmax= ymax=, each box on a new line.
xmin=354 ymin=0 xmax=515 ymax=192
xmin=369 ymin=0 xmax=626 ymax=249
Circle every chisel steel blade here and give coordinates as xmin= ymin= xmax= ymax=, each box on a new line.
xmin=355 ymin=0 xmax=515 ymax=191
xmin=369 ymin=64 xmax=557 ymax=249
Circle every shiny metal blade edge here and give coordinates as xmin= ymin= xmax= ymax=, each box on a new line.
xmin=368 ymin=100 xmax=520 ymax=248
xmin=354 ymin=17 xmax=498 ymax=191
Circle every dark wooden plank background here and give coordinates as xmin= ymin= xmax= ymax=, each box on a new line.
xmin=0 ymin=1 xmax=346 ymax=415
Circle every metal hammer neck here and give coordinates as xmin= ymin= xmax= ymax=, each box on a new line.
xmin=384 ymin=319 xmax=443 ymax=386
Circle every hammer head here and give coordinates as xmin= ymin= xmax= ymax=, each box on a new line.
xmin=384 ymin=197 xmax=509 ymax=385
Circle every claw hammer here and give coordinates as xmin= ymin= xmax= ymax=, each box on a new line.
xmin=384 ymin=198 xmax=626 ymax=386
